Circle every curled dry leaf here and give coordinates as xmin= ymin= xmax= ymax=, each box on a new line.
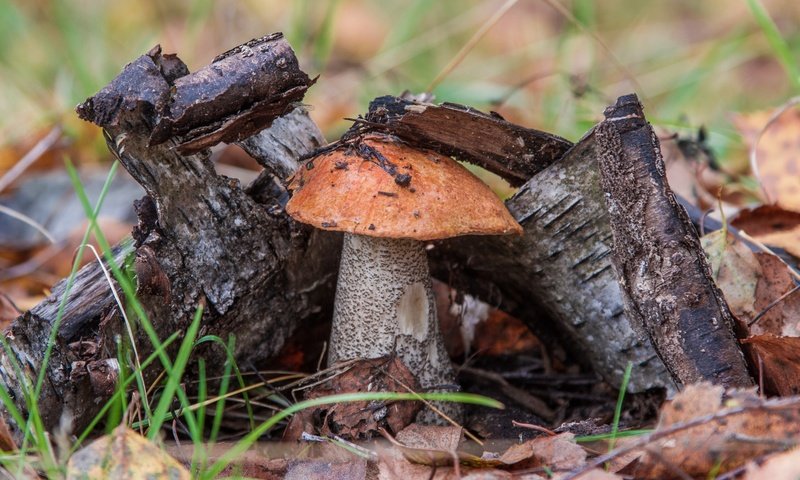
xmin=731 ymin=107 xmax=800 ymax=211
xmin=750 ymin=252 xmax=800 ymax=337
xmin=633 ymin=383 xmax=800 ymax=478
xmin=701 ymin=230 xmax=800 ymax=337
xmin=66 ymin=426 xmax=189 ymax=480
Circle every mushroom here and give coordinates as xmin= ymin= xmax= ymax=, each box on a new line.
xmin=286 ymin=133 xmax=522 ymax=419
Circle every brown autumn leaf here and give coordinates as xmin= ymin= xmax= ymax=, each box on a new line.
xmin=741 ymin=335 xmax=800 ymax=396
xmin=382 ymin=424 xmax=484 ymax=467
xmin=632 ymin=383 xmax=800 ymax=479
xmin=732 ymin=205 xmax=800 ymax=259
xmin=701 ymin=229 xmax=761 ymax=322
xmin=750 ymin=252 xmax=800 ymax=337
xmin=384 ymin=424 xmax=585 ymax=473
xmin=66 ymin=426 xmax=190 ymax=480
xmin=379 ymin=426 xmax=595 ymax=479
xmin=434 ymin=280 xmax=539 ymax=359
xmin=497 ymin=432 xmax=586 ymax=472
xmin=731 ymin=107 xmax=800 ymax=211
xmin=744 ymin=446 xmax=800 ymax=480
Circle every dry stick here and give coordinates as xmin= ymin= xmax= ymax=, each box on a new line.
xmin=0 ymin=126 xmax=61 ymax=193
xmin=358 ymin=95 xmax=573 ymax=186
xmin=460 ymin=366 xmax=555 ymax=422
xmin=562 ymin=396 xmax=800 ymax=480
xmin=595 ymin=93 xmax=753 ymax=388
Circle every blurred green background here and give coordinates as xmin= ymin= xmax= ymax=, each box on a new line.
xmin=0 ymin=0 xmax=798 ymax=163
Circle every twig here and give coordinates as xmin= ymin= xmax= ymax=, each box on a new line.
xmin=460 ymin=366 xmax=555 ymax=422
xmin=748 ymin=284 xmax=800 ymax=327
xmin=562 ymin=396 xmax=800 ymax=480
xmin=0 ymin=126 xmax=62 ymax=194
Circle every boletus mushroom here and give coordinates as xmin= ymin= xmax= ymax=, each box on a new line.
xmin=286 ymin=133 xmax=522 ymax=420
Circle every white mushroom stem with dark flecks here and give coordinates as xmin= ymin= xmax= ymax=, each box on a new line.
xmin=330 ymin=233 xmax=460 ymax=421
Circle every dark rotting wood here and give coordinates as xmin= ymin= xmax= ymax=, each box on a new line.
xmin=1 ymin=35 xmax=337 ymax=442
xmin=595 ymin=94 xmax=753 ymax=388
xmin=347 ymin=94 xmax=573 ymax=186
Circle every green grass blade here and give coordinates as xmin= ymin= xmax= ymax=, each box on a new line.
xmin=147 ymin=304 xmax=204 ymax=439
xmin=195 ymin=334 xmax=256 ymax=433
xmin=609 ymin=361 xmax=633 ymax=452
xmin=746 ymin=0 xmax=800 ymax=89
xmin=64 ymin=159 xmax=203 ymax=436
xmin=32 ymin=160 xmax=119 ymax=401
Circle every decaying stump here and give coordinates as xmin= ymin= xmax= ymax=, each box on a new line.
xmin=596 ymin=94 xmax=753 ymax=388
xmin=0 ymin=34 xmax=340 ymax=440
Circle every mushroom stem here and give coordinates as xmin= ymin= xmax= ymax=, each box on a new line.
xmin=330 ymin=233 xmax=458 ymax=418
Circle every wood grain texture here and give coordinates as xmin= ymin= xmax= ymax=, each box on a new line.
xmin=354 ymin=95 xmax=573 ymax=186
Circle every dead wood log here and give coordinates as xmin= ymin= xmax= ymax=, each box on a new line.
xmin=595 ymin=94 xmax=753 ymax=388
xmin=356 ymin=95 xmax=674 ymax=392
xmin=0 ymin=34 xmax=340 ymax=440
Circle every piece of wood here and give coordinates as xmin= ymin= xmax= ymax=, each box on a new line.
xmin=351 ymin=95 xmax=573 ymax=186
xmin=595 ymin=94 xmax=753 ymax=388
xmin=1 ymin=36 xmax=339 ymax=441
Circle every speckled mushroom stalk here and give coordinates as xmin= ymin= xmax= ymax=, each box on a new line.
xmin=286 ymin=134 xmax=522 ymax=422
xmin=331 ymin=234 xmax=454 ymax=393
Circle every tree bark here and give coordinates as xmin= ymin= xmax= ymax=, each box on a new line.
xmin=0 ymin=35 xmax=339 ymax=441
xmin=430 ymin=132 xmax=674 ymax=393
xmin=595 ymin=94 xmax=753 ymax=388
xmin=351 ymin=94 xmax=573 ymax=186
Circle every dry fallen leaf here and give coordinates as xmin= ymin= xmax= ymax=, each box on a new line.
xmin=732 ymin=205 xmax=800 ymax=259
xmin=701 ymin=229 xmax=761 ymax=322
xmin=750 ymin=253 xmax=800 ymax=337
xmin=498 ymin=432 xmax=586 ymax=472
xmin=633 ymin=383 xmax=800 ymax=479
xmin=731 ymin=107 xmax=800 ymax=211
xmin=66 ymin=426 xmax=190 ymax=480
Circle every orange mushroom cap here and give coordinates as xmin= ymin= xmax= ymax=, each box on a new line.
xmin=286 ymin=134 xmax=523 ymax=241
